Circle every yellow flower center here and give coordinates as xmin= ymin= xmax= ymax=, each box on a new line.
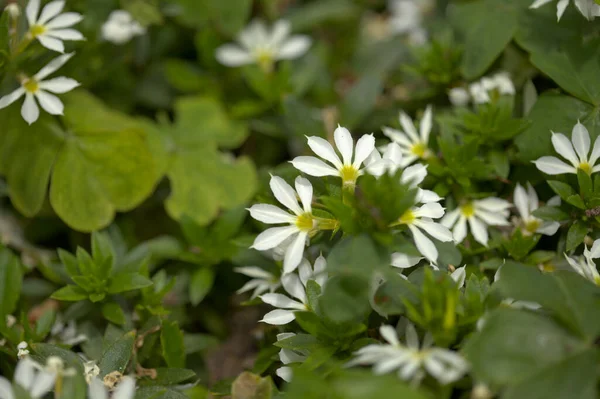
xmin=594 ymin=276 xmax=600 ymax=286
xmin=539 ymin=263 xmax=555 ymax=273
xmin=23 ymin=79 xmax=39 ymax=93
xmin=579 ymin=162 xmax=592 ymax=175
xmin=295 ymin=213 xmax=315 ymax=232
xmin=411 ymin=142 xmax=428 ymax=158
xmin=460 ymin=202 xmax=475 ymax=218
xmin=398 ymin=209 xmax=416 ymax=225
xmin=255 ymin=49 xmax=274 ymax=72
xmin=30 ymin=24 xmax=46 ymax=37
xmin=340 ymin=165 xmax=359 ymax=187
xmin=524 ymin=219 xmax=541 ymax=234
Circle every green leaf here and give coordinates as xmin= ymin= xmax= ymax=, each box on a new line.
xmin=231 ymin=372 xmax=272 ymax=399
xmin=107 ymin=272 xmax=153 ymax=294
xmin=92 ymin=231 xmax=115 ymax=278
xmin=326 ymin=235 xmax=387 ymax=276
xmin=161 ymin=321 xmax=186 ymax=368
xmin=547 ymin=181 xmax=576 ymax=201
xmin=0 ymin=91 xmax=159 ymax=232
xmin=158 ymin=97 xmax=257 ymax=226
xmin=287 ymin=0 xmax=358 ymax=31
xmin=58 ymin=249 xmax=80 ymax=277
xmin=31 ymin=343 xmax=84 ymax=371
xmin=51 ymin=285 xmax=88 ymax=302
xmin=339 ymin=74 xmax=383 ymax=130
xmin=464 ymin=307 xmax=583 ymax=385
xmin=0 ymin=248 xmax=21 ymax=317
xmin=320 ymin=275 xmax=370 ymax=324
xmin=577 ymin=169 xmax=593 ymax=198
xmin=273 ymin=334 xmax=321 ymax=351
xmin=566 ymin=221 xmax=588 ymax=251
xmin=135 ymin=386 xmax=189 ymax=399
xmin=139 ymin=368 xmax=197 ymax=386
xmin=99 ymin=331 xmax=135 ymax=377
xmin=532 ymin=206 xmax=569 ymax=222
xmin=189 ymin=268 xmax=215 ymax=306
xmin=102 ymin=302 xmax=126 ymax=325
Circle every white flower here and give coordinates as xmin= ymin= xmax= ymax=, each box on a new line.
xmin=468 ymin=72 xmax=515 ymax=105
xmin=275 ymin=332 xmax=308 ymax=382
xmin=534 ymin=122 xmax=600 ymax=175
xmin=395 ymin=203 xmax=454 ymax=265
xmin=17 ymin=341 xmax=30 ymax=359
xmin=513 ymin=183 xmax=560 ymax=236
xmin=50 ymin=317 xmax=87 ymax=346
xmin=234 ymin=266 xmax=281 ymax=299
xmin=292 ymin=126 xmax=375 ymax=189
xmin=44 ymin=356 xmax=76 ymax=379
xmin=84 ymin=361 xmax=100 ymax=384
xmin=260 ymin=256 xmax=327 ymax=325
xmin=216 ymin=19 xmax=311 ymax=71
xmin=448 ymin=87 xmax=470 ymax=107
xmin=101 ymin=10 xmax=146 ymax=45
xmin=388 ymin=0 xmax=434 ymax=45
xmin=441 ymin=198 xmax=511 ymax=246
xmin=382 ymin=106 xmax=433 ymax=167
xmin=530 ymin=0 xmax=600 ymax=21
xmin=25 ymin=0 xmax=84 ymax=53
xmin=248 ymin=176 xmax=317 ymax=274
xmin=88 ymin=376 xmax=136 ymax=399
xmin=0 ymin=52 xmax=79 ymax=125
xmin=564 ymin=240 xmax=600 ymax=285
xmin=348 ymin=323 xmax=468 ymax=385
xmin=0 ymin=357 xmax=57 ymax=399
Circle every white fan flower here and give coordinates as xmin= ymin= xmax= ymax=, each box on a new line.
xmin=248 ymin=175 xmax=317 ymax=274
xmin=0 ymin=357 xmax=57 ymax=399
xmin=25 ymin=0 xmax=84 ymax=53
xmin=564 ymin=240 xmax=600 ymax=285
xmin=513 ymin=183 xmax=560 ymax=236
xmin=88 ymin=376 xmax=136 ymax=399
xmin=216 ymin=19 xmax=311 ymax=71
xmin=275 ymin=332 xmax=309 ymax=382
xmin=441 ymin=198 xmax=511 ymax=246
xmin=530 ymin=0 xmax=600 ymax=21
xmin=260 ymin=256 xmax=327 ymax=325
xmin=292 ymin=126 xmax=375 ymax=190
xmin=0 ymin=52 xmax=79 ymax=125
xmin=101 ymin=10 xmax=146 ymax=45
xmin=533 ymin=122 xmax=600 ymax=176
xmin=234 ymin=266 xmax=281 ymax=299
xmin=348 ymin=323 xmax=469 ymax=385
xmin=382 ymin=106 xmax=433 ymax=167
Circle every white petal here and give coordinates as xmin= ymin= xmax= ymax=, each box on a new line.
xmin=21 ymin=94 xmax=40 ymax=125
xmin=530 ymin=0 xmax=553 ymax=8
xmin=399 ymin=111 xmax=420 ymax=142
xmin=450 ymin=267 xmax=466 ymax=288
xmin=260 ymin=293 xmax=305 ymax=310
xmin=382 ymin=127 xmax=413 ymax=148
xmin=334 ymin=125 xmax=354 ymax=165
xmin=417 ymin=189 xmax=441 ymax=204
xmin=380 ymin=325 xmax=399 ymax=346
xmin=526 ymin=182 xmax=539 ymax=211
xmin=44 ymin=12 xmax=83 ymax=29
xmin=88 ymin=378 xmax=108 ymax=399
xmin=45 ymin=28 xmax=84 ymax=41
xmin=215 ymin=45 xmax=253 ymax=67
xmin=314 ymin=255 xmax=328 ymax=287
xmin=298 ymin=258 xmax=312 ymax=287
xmin=248 ymin=204 xmax=295 ymax=224
xmin=468 ymin=217 xmax=489 ymax=246
xmin=414 ymin=203 xmax=445 ymax=219
xmin=276 ymin=367 xmax=293 ymax=382
xmin=291 ymin=156 xmax=340 ymax=177
xmin=235 ymin=266 xmax=272 ymax=279
xmin=37 ymin=1 xmax=65 ymax=25
xmin=38 ymin=77 xmax=79 ymax=93
xmin=353 ymin=134 xmax=376 ymax=169
xmin=34 ymin=52 xmax=74 ymax=80
xmin=401 ymin=164 xmax=427 ymax=187
xmin=276 ymin=36 xmax=311 ymax=60
xmin=448 ymin=88 xmax=470 ymax=106
xmin=26 ymin=0 xmax=40 ymax=26
xmin=419 ymin=105 xmax=433 ymax=143
xmin=551 ymin=132 xmax=579 ymax=166
xmin=557 ymin=0 xmax=569 ymax=20
xmin=35 ymin=90 xmax=64 ymax=115
xmin=37 ymin=34 xmax=65 ymax=53
xmin=413 ymin=220 xmax=454 ymax=242
xmin=572 ymin=122 xmax=591 ymax=162
xmin=440 ymin=208 xmax=460 ymax=228
xmin=113 ymin=377 xmax=135 ymax=399
xmin=236 ymin=280 xmax=263 ymax=295
xmin=513 ymin=183 xmax=529 ymax=219
xmin=409 ymin=225 xmax=438 ymax=263
xmin=537 ymin=221 xmax=560 ymax=236
xmin=474 ymin=197 xmax=511 ymax=212
xmin=261 ymin=309 xmax=296 ymax=325
xmin=252 ymin=226 xmax=298 ymax=251
xmin=589 ymin=239 xmax=600 ymax=259
xmin=533 ymin=156 xmax=577 ymax=175
xmin=453 ymin=216 xmax=468 ymax=243
xmin=30 ymin=370 xmax=57 ymax=397
xmin=0 ymin=87 xmax=26 ymax=109
xmin=282 ymin=273 xmax=307 ymax=303
xmin=405 ymin=323 xmax=420 ymax=350
xmin=373 ymin=355 xmax=410 ymax=375
xmin=306 ymin=136 xmax=343 ymax=169
xmin=588 ymin=136 xmax=600 ymax=166
xmin=474 ymin=209 xmax=509 ymax=226
xmin=270 ymin=175 xmax=303 ymax=215
xmin=0 ymin=377 xmax=14 ymax=399
xmin=15 ymin=359 xmax=36 ymax=391
xmin=295 ymin=176 xmax=313 ymax=213
xmin=391 ymin=252 xmax=422 ymax=268
xmin=269 ymin=19 xmax=291 ymax=47
xmin=283 ymin=232 xmax=307 ymax=274
xmin=383 ymin=142 xmax=403 ymax=166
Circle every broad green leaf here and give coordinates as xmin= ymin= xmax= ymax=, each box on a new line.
xmin=58 ymin=249 xmax=80 ymax=277
xmin=107 ymin=272 xmax=153 ymax=294
xmin=0 ymin=248 xmax=21 ymax=317
xmin=566 ymin=221 xmax=588 ymax=251
xmin=320 ymin=275 xmax=370 ymax=324
xmin=547 ymin=181 xmax=576 ymax=201
xmin=339 ymin=74 xmax=383 ymax=130
xmin=102 ymin=302 xmax=126 ymax=325
xmin=51 ymin=285 xmax=88 ymax=302
xmin=99 ymin=331 xmax=135 ymax=377
xmin=532 ymin=206 xmax=569 ymax=221
xmin=326 ymin=235 xmax=387 ymax=275
xmin=138 ymin=368 xmax=197 ymax=386
xmin=92 ymin=231 xmax=116 ymax=278
xmin=31 ymin=343 xmax=85 ymax=372
xmin=189 ymin=268 xmax=215 ymax=306
xmin=161 ymin=321 xmax=186 ymax=368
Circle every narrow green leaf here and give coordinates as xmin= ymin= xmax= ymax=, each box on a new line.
xmin=161 ymin=321 xmax=186 ymax=368
xmin=0 ymin=248 xmax=22 ymax=316
xmin=102 ymin=302 xmax=126 ymax=325
xmin=51 ymin=285 xmax=88 ymax=302
xmin=99 ymin=331 xmax=135 ymax=377
xmin=107 ymin=272 xmax=153 ymax=294
xmin=189 ymin=268 xmax=215 ymax=306
xmin=547 ymin=181 xmax=576 ymax=201
xmin=566 ymin=221 xmax=588 ymax=251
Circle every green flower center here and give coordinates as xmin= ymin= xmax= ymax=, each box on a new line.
xmin=30 ymin=24 xmax=46 ymax=37
xmin=23 ymin=79 xmax=39 ymax=93
xmin=411 ymin=142 xmax=428 ymax=158
xmin=398 ymin=209 xmax=416 ymax=225
xmin=295 ymin=213 xmax=315 ymax=232
xmin=579 ymin=162 xmax=592 ymax=175
xmin=340 ymin=165 xmax=359 ymax=187
xmin=524 ymin=219 xmax=541 ymax=234
xmin=460 ymin=202 xmax=475 ymax=218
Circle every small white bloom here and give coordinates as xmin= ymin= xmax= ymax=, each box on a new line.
xmin=44 ymin=356 xmax=77 ymax=378
xmin=25 ymin=0 xmax=84 ymax=53
xmin=530 ymin=0 xmax=600 ymax=21
xmin=534 ymin=122 xmax=600 ymax=175
xmin=5 ymin=3 xmax=20 ymax=18
xmin=388 ymin=0 xmax=434 ymax=45
xmin=381 ymin=106 xmax=433 ymax=167
xmin=348 ymin=323 xmax=468 ymax=385
xmin=468 ymin=72 xmax=515 ymax=105
xmin=234 ymin=266 xmax=281 ymax=299
xmin=0 ymin=357 xmax=57 ymax=398
xmin=248 ymin=175 xmax=317 ymax=274
xmin=0 ymin=52 xmax=79 ymax=124
xmin=292 ymin=126 xmax=375 ymax=189
xmin=395 ymin=202 xmax=454 ymax=265
xmin=17 ymin=341 xmax=30 ymax=359
xmin=564 ymin=240 xmax=600 ymax=285
xmin=441 ymin=198 xmax=511 ymax=246
xmin=275 ymin=332 xmax=308 ymax=382
xmin=84 ymin=361 xmax=100 ymax=384
xmin=50 ymin=317 xmax=87 ymax=346
xmin=513 ymin=183 xmax=560 ymax=236
xmin=101 ymin=10 xmax=146 ymax=45
xmin=88 ymin=376 xmax=136 ymax=399
xmin=260 ymin=256 xmax=327 ymax=325
xmin=216 ymin=19 xmax=311 ymax=71
xmin=448 ymin=87 xmax=470 ymax=106
xmin=450 ymin=266 xmax=467 ymax=288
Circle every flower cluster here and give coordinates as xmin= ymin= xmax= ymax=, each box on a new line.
xmin=449 ymin=72 xmax=515 ymax=106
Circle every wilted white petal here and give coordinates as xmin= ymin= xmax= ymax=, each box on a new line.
xmin=283 ymin=232 xmax=307 ymax=274
xmin=306 ymin=136 xmax=343 ymax=169
xmin=276 ymin=36 xmax=312 ymax=60
xmin=334 ymin=126 xmax=354 ymax=165
xmin=468 ymin=217 xmax=489 ymax=246
xmin=270 ymin=175 xmax=303 ymax=215
xmin=251 ymin=226 xmax=298 ymax=251
xmin=291 ymin=156 xmax=340 ymax=177
xmin=261 ymin=309 xmax=296 ymax=325
xmin=215 ymin=45 xmax=253 ymax=66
